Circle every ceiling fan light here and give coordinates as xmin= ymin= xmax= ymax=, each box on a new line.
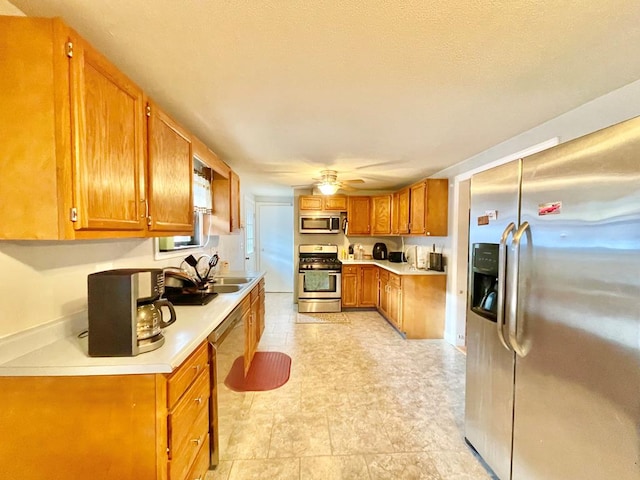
xmin=318 ymin=183 xmax=339 ymax=195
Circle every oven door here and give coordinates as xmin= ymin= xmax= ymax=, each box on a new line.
xmin=298 ymin=271 xmax=341 ymax=298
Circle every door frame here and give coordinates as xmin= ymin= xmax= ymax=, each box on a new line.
xmin=447 ymin=138 xmax=559 ymax=347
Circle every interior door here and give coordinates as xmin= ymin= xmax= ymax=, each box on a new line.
xmin=244 ymin=196 xmax=256 ymax=272
xmin=257 ymin=204 xmax=293 ymax=292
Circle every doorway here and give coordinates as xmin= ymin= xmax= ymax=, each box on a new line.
xmin=244 ymin=196 xmax=256 ymax=272
xmin=257 ymin=203 xmax=294 ymax=292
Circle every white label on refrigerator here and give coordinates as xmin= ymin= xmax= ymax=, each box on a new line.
xmin=484 ymin=210 xmax=498 ymax=220
xmin=538 ymin=201 xmax=562 ymax=216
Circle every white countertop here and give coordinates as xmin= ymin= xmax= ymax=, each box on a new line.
xmin=340 ymin=259 xmax=446 ymax=276
xmin=0 ymin=272 xmax=265 ymax=377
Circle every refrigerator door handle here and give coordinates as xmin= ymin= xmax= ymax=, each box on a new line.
xmin=508 ymin=221 xmax=530 ymax=357
xmin=497 ymin=222 xmax=516 ymax=351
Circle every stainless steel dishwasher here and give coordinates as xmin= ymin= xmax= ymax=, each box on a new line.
xmin=207 ymin=301 xmax=246 ymax=467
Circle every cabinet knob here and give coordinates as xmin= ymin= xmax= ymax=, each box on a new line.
xmin=194 ymin=396 xmax=203 ymax=404
xmin=191 ymin=437 xmax=201 ymax=446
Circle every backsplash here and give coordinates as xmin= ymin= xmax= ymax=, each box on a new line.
xmin=0 ymin=235 xmax=243 ymax=339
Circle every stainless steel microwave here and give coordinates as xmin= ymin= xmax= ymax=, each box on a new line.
xmin=299 ymin=215 xmax=341 ymax=234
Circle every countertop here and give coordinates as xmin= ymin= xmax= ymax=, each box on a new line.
xmin=0 ymin=272 xmax=265 ymax=377
xmin=340 ymin=259 xmax=446 ymax=276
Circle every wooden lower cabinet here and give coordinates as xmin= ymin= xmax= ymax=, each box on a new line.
xmin=0 ymin=341 xmax=213 ymax=480
xmin=378 ymin=270 xmax=402 ymax=330
xmin=342 ymin=265 xmax=378 ymax=307
xmin=244 ymin=280 xmax=265 ymax=376
xmin=377 ymin=272 xmax=446 ymax=339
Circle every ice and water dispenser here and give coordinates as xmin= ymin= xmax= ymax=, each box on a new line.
xmin=470 ymin=243 xmax=499 ymax=320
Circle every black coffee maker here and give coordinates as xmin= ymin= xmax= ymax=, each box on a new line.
xmin=88 ymin=268 xmax=176 ymax=356
xmin=372 ymin=242 xmax=388 ymax=260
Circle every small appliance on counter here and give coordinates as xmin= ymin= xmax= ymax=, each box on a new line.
xmin=372 ymin=242 xmax=388 ymax=260
xmin=388 ymin=251 xmax=406 ymax=263
xmin=88 ymin=268 xmax=177 ymax=357
xmin=427 ymin=244 xmax=444 ymax=271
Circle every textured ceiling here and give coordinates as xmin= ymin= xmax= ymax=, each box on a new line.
xmin=9 ymin=0 xmax=640 ymax=195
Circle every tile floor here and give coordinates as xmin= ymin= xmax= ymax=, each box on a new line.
xmin=206 ymin=293 xmax=495 ymax=480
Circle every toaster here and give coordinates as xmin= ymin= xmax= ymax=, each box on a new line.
xmin=388 ymin=251 xmax=406 ymax=263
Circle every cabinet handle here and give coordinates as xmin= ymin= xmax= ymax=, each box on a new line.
xmin=191 ymin=437 xmax=201 ymax=446
xmin=192 ymin=364 xmax=200 ymax=374
xmin=194 ymin=396 xmax=203 ymax=404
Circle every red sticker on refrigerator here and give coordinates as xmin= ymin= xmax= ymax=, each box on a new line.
xmin=538 ymin=201 xmax=562 ymax=215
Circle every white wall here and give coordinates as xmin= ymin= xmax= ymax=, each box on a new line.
xmin=436 ymin=78 xmax=640 ymax=345
xmin=0 ymin=235 xmax=243 ymax=339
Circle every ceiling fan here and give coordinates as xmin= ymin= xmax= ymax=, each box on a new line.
xmin=313 ymin=170 xmax=364 ymax=194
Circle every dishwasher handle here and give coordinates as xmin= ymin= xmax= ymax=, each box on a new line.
xmin=208 ymin=305 xmax=243 ymax=344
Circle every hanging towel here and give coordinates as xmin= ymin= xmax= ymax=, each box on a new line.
xmin=304 ymin=271 xmax=330 ymax=291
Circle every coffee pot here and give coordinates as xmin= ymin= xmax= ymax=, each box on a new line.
xmin=136 ymin=299 xmax=176 ymax=341
xmin=88 ymin=268 xmax=177 ymax=357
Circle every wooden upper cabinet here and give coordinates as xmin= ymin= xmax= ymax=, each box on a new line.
xmin=347 ymin=196 xmax=371 ymax=235
xmin=299 ymin=196 xmax=323 ymax=211
xmin=323 ymin=195 xmax=348 ymax=211
xmin=409 ymin=179 xmax=448 ymax=236
xmin=146 ymin=101 xmax=193 ymax=233
xmin=391 ymin=188 xmax=410 ymax=235
xmin=0 ymin=17 xmax=150 ymax=239
xmin=371 ymin=195 xmax=392 ymax=235
xmin=299 ymin=195 xmax=347 ymax=211
xmin=230 ymin=170 xmax=241 ymax=232
xmin=70 ymin=34 xmax=146 ymax=232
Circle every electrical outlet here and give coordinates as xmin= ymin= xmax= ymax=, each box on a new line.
xmin=457 ymin=334 xmax=465 ymax=341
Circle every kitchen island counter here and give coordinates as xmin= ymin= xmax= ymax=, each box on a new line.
xmin=0 ymin=271 xmax=265 ymax=377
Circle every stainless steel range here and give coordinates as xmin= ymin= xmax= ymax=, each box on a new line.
xmin=298 ymin=244 xmax=342 ymax=313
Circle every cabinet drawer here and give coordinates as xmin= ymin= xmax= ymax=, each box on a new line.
xmin=169 ymin=368 xmax=210 ymax=458
xmin=250 ymin=284 xmax=260 ymax=302
xmin=169 ymin=428 xmax=210 ymax=480
xmin=167 ymin=342 xmax=209 ymax=408
xmin=239 ymin=295 xmax=251 ymax=315
xmin=185 ymin=435 xmax=212 ymax=480
xmin=389 ymin=273 xmax=401 ymax=288
xmin=379 ymin=269 xmax=389 ymax=283
xmin=343 ymin=265 xmax=358 ymax=275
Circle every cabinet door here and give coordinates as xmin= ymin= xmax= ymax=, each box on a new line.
xmin=230 ymin=170 xmax=241 ymax=232
xmin=70 ymin=35 xmax=146 ymax=232
xmin=347 ymin=196 xmax=371 ymax=235
xmin=299 ymin=196 xmax=323 ymax=211
xmin=424 ymin=178 xmax=449 ymax=236
xmin=371 ymin=195 xmax=392 ymax=235
xmin=242 ymin=307 xmax=253 ymax=376
xmin=358 ymin=266 xmax=378 ymax=307
xmin=409 ymin=181 xmax=426 ymax=235
xmin=341 ymin=272 xmax=358 ymax=307
xmin=396 ymin=188 xmax=410 ymax=235
xmin=323 ymin=195 xmax=347 ymax=211
xmin=378 ymin=270 xmax=389 ymax=313
xmin=388 ymin=275 xmax=403 ymax=330
xmin=147 ymin=102 xmax=193 ymax=232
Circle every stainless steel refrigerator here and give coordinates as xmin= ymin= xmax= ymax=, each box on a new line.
xmin=464 ymin=116 xmax=640 ymax=480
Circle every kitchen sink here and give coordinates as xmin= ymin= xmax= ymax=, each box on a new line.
xmin=214 ymin=277 xmax=253 ymax=284
xmin=209 ymin=284 xmax=244 ymax=293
